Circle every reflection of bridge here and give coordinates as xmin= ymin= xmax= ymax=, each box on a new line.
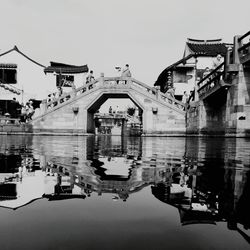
xmin=31 ymin=76 xmax=186 ymax=135
xmin=46 ymin=158 xmax=169 ymax=201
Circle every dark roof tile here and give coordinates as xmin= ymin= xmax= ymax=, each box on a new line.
xmin=44 ymin=62 xmax=88 ymax=74
xmin=186 ymin=39 xmax=228 ymax=56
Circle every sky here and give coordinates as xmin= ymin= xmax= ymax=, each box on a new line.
xmin=1 ymin=0 xmax=250 ymax=111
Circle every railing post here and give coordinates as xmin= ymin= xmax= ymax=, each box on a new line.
xmin=225 ymin=47 xmax=232 ymax=77
xmin=233 ymin=35 xmax=241 ymax=64
xmin=99 ymin=73 xmax=104 ymax=86
xmin=127 ymin=77 xmax=132 ymax=87
xmin=40 ymin=99 xmax=47 ymax=114
xmin=155 ymin=86 xmax=160 ymax=99
xmin=71 ymin=84 xmax=77 ymax=97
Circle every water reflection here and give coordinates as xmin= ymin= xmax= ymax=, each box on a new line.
xmin=0 ymin=135 xmax=250 ymax=247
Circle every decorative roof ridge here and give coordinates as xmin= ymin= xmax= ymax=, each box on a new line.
xmin=0 ymin=47 xmax=16 ymax=57
xmin=187 ymin=38 xmax=223 ymax=44
xmin=0 ymin=46 xmax=45 ymax=68
xmin=161 ymin=53 xmax=196 ymax=72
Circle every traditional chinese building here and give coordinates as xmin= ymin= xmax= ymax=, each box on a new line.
xmin=0 ymin=46 xmax=50 ymax=103
xmin=0 ymin=46 xmax=88 ymax=116
xmin=155 ymin=39 xmax=231 ymax=101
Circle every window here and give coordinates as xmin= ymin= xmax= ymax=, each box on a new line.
xmin=0 ymin=64 xmax=17 ymax=84
xmin=56 ymin=75 xmax=74 ymax=87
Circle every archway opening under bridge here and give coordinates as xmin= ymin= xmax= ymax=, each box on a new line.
xmin=86 ymin=93 xmax=143 ymax=136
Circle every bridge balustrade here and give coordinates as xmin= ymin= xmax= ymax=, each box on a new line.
xmin=238 ymin=30 xmax=250 ymax=64
xmin=94 ymin=113 xmax=128 ymax=119
xmin=0 ymin=116 xmax=20 ymax=125
xmin=131 ymin=78 xmax=186 ymax=111
xmin=197 ymin=62 xmax=227 ymax=99
xmin=38 ymin=76 xmax=186 ymax=118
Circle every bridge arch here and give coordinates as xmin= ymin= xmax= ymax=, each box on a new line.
xmin=85 ymin=91 xmax=145 ymax=134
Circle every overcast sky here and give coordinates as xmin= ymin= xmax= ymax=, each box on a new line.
xmin=1 ymin=0 xmax=250 ymax=86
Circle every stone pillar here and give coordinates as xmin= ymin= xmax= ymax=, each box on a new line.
xmin=194 ymin=58 xmax=199 ymax=102
xmin=40 ymin=99 xmax=47 ymax=114
xmin=155 ymin=86 xmax=160 ymax=99
xmin=127 ymin=78 xmax=132 ymax=87
xmin=99 ymin=73 xmax=105 ymax=87
xmin=233 ymin=35 xmax=241 ymax=64
xmin=71 ymin=84 xmax=77 ymax=97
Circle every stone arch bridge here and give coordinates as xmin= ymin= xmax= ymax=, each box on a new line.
xmin=32 ymin=76 xmax=186 ymax=135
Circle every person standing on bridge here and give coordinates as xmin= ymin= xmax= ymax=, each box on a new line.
xmin=211 ymin=54 xmax=224 ymax=70
xmin=167 ymin=87 xmax=175 ymax=98
xmin=109 ymin=106 xmax=113 ymax=114
xmin=121 ymin=64 xmax=132 ymax=77
xmin=86 ymin=70 xmax=95 ymax=84
xmin=211 ymin=54 xmax=224 ymax=82
xmin=120 ymin=64 xmax=131 ymax=85
xmin=182 ymin=91 xmax=189 ymax=104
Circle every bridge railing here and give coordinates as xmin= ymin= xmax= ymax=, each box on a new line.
xmin=131 ymin=78 xmax=186 ymax=111
xmin=197 ymin=62 xmax=225 ymax=98
xmin=94 ymin=112 xmax=127 ymax=119
xmin=95 ymin=76 xmax=185 ymax=111
xmin=44 ymin=79 xmax=99 ymax=110
xmin=102 ymin=77 xmax=132 ymax=88
xmin=38 ymin=76 xmax=186 ymax=117
xmin=0 ymin=116 xmax=20 ymax=125
xmin=238 ymin=30 xmax=250 ymax=63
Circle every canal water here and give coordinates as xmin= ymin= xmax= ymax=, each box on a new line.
xmin=0 ymin=135 xmax=249 ymax=250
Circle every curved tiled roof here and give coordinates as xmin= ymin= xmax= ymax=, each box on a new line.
xmin=187 ymin=38 xmax=223 ymax=43
xmin=44 ymin=61 xmax=88 ymax=74
xmin=186 ymin=39 xmax=228 ymax=56
xmin=154 ymin=54 xmax=195 ymax=88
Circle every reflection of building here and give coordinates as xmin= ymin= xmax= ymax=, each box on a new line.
xmin=151 ymin=157 xmax=250 ymax=230
xmin=152 ymin=181 xmax=219 ymax=226
xmin=1 ymin=134 xmax=250 ymax=237
xmin=0 ymin=183 xmax=17 ymax=201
